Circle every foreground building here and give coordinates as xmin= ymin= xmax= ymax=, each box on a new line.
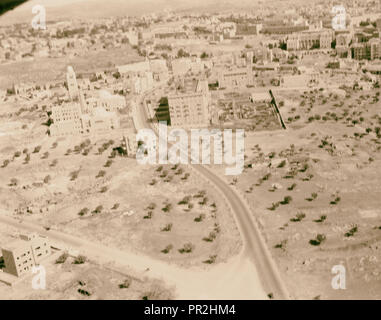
xmin=1 ymin=233 xmax=51 ymax=278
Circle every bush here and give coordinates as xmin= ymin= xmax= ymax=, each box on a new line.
xmin=70 ymin=170 xmax=79 ymax=181
xmin=9 ymin=178 xmax=18 ymax=187
xmin=119 ymin=278 xmax=132 ymax=289
xmin=178 ymin=243 xmax=194 ymax=254
xmin=194 ymin=214 xmax=205 ymax=222
xmin=43 ymin=175 xmax=51 ymax=184
xmin=55 ymin=252 xmax=68 ymax=264
xmin=267 ymin=202 xmax=280 ymax=211
xmin=33 ymin=146 xmax=41 ymax=153
xmin=73 ymin=255 xmax=87 ymax=264
xmin=287 ymin=183 xmax=296 ymax=191
xmin=309 ymin=234 xmax=326 ymax=246
xmin=161 ymin=244 xmax=173 ymax=254
xmin=202 ymin=232 xmax=217 ymax=242
xmin=96 ymin=170 xmax=106 ymax=178
xmin=104 ymin=160 xmax=113 ymax=167
xmin=280 ymin=196 xmax=292 ymax=205
xmin=92 ymin=206 xmax=103 ymax=214
xmin=78 ymin=208 xmax=89 ymax=216
xmin=344 ymin=225 xmax=358 ymax=237
xmin=274 ymin=240 xmax=287 ymax=249
xmin=144 ymin=211 xmax=153 ymax=219
xmin=277 ymin=160 xmax=286 ymax=168
xmin=290 ymin=212 xmax=306 ymax=222
xmin=78 ymin=288 xmax=91 ymax=296
xmin=203 ymin=255 xmax=217 ymax=264
xmin=1 ymin=159 xmax=10 ymax=168
xmin=161 ymin=203 xmax=172 ymax=212
xmin=314 ymin=215 xmax=327 ymax=223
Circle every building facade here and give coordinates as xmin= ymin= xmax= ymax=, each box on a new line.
xmin=287 ymin=30 xmax=333 ymax=51
xmin=168 ymin=80 xmax=210 ymax=128
xmin=1 ymin=233 xmax=51 ymax=277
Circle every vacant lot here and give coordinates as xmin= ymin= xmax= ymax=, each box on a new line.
xmin=210 ymin=87 xmax=381 ymax=299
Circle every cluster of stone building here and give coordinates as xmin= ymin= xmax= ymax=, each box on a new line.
xmin=50 ymin=66 xmax=121 ymax=137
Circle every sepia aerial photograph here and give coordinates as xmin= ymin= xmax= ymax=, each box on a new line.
xmin=0 ymin=0 xmax=380 ymax=307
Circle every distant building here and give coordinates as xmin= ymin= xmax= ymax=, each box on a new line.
xmin=218 ymin=68 xmax=254 ymax=89
xmin=250 ymin=92 xmax=272 ymax=104
xmin=286 ymin=30 xmax=333 ymax=51
xmin=351 ymin=43 xmax=371 ymax=60
xmin=369 ymin=38 xmax=381 ymax=60
xmin=1 ymin=233 xmax=51 ymax=278
xmin=117 ymin=60 xmax=150 ymax=74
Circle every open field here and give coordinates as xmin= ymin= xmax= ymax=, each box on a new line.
xmin=209 ymin=86 xmax=381 ymax=299
xmin=0 ymin=45 xmax=142 ymax=90
xmin=0 ymin=97 xmax=242 ymax=269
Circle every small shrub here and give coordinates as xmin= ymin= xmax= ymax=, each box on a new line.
xmin=73 ymin=255 xmax=87 ymax=264
xmin=314 ymin=215 xmax=327 ymax=223
xmin=78 ymin=208 xmax=89 ymax=216
xmin=280 ymin=196 xmax=292 ymax=205
xmin=161 ymin=244 xmax=173 ymax=254
xmin=287 ymin=183 xmax=297 ymax=191
xmin=178 ymin=243 xmax=194 ymax=254
xmin=194 ymin=214 xmax=205 ymax=222
xmin=202 ymin=232 xmax=217 ymax=242
xmin=119 ymin=278 xmax=132 ymax=289
xmin=203 ymin=255 xmax=217 ymax=264
xmin=344 ymin=225 xmax=358 ymax=237
xmin=290 ymin=212 xmax=306 ymax=222
xmin=55 ymin=252 xmax=68 ymax=264
xmin=309 ymin=234 xmax=326 ymax=246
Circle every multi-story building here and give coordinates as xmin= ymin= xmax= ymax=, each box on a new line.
xmin=286 ymin=30 xmax=333 ymax=51
xmin=66 ymin=66 xmax=80 ymax=101
xmin=1 ymin=233 xmax=51 ymax=278
xmin=168 ymin=80 xmax=210 ymax=128
xmin=50 ymin=103 xmax=83 ymax=136
xmin=370 ymin=38 xmax=381 ymax=60
xmin=351 ymin=43 xmax=371 ymax=60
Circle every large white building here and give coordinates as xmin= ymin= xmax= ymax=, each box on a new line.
xmin=286 ymin=30 xmax=334 ymax=51
xmin=168 ymin=79 xmax=210 ymax=128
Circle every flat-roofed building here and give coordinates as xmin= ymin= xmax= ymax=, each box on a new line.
xmin=50 ymin=103 xmax=83 ymax=136
xmin=218 ymin=68 xmax=254 ymax=89
xmin=287 ymin=30 xmax=333 ymax=51
xmin=1 ymin=233 xmax=51 ymax=277
xmin=370 ymin=38 xmax=381 ymax=60
xmin=168 ymin=79 xmax=210 ymax=128
xmin=117 ymin=60 xmax=150 ymax=74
